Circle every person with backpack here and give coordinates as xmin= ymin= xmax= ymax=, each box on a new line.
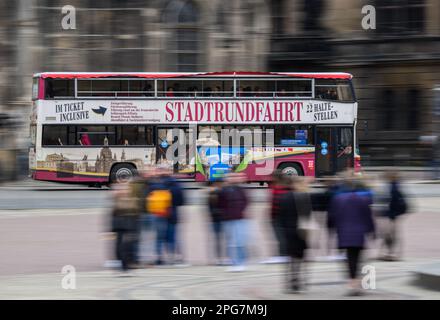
xmin=146 ymin=169 xmax=173 ymax=265
xmin=380 ymin=171 xmax=408 ymax=261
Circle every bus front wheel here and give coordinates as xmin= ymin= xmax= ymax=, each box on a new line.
xmin=278 ymin=162 xmax=303 ymax=176
xmin=110 ymin=164 xmax=137 ymax=184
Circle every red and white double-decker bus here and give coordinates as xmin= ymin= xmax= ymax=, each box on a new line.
xmin=29 ymin=71 xmax=361 ymax=185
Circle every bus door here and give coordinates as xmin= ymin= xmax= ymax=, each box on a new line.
xmin=315 ymin=126 xmax=354 ymax=177
xmin=156 ymin=126 xmax=194 ymax=175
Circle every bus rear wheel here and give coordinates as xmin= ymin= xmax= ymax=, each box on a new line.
xmin=110 ymin=164 xmax=137 ymax=184
xmin=278 ymin=162 xmax=303 ymax=176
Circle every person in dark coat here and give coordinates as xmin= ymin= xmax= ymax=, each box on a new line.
xmin=380 ymin=171 xmax=408 ymax=261
xmin=278 ymin=176 xmax=312 ymax=293
xmin=323 ymin=177 xmax=346 ymax=260
xmin=219 ymin=173 xmax=249 ymax=271
xmin=164 ymin=173 xmax=185 ymax=265
xmin=208 ymin=179 xmax=225 ymax=265
xmin=267 ymin=170 xmax=291 ymax=263
xmin=328 ymin=177 xmax=375 ymax=295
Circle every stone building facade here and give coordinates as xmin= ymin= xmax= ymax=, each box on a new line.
xmin=1 ymin=0 xmax=440 ymax=166
xmin=268 ymin=0 xmax=440 ymax=166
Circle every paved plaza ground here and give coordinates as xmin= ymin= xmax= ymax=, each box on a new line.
xmin=0 ymin=182 xmax=439 ymax=299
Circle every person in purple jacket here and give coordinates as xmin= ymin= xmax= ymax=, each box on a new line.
xmin=328 ymin=177 xmax=375 ymax=296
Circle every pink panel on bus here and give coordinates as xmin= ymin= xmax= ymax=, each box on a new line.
xmin=245 ymin=153 xmax=315 ymax=181
xmin=33 ymin=170 xmax=108 ymax=183
xmin=194 ymin=152 xmax=315 ymax=182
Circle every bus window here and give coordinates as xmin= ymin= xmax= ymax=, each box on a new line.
xmin=128 ymin=80 xmax=154 ymax=97
xmin=198 ymin=126 xmax=221 ymax=145
xmin=233 ymin=125 xmax=263 ymax=146
xmin=77 ymin=80 xmax=92 ymax=97
xmin=315 ymin=79 xmax=354 ymax=102
xmin=78 ymin=80 xmax=128 ymax=97
xmin=32 ymin=78 xmax=39 ymax=100
xmin=116 ymin=125 xmax=154 ymax=145
xmin=77 ymin=79 xmax=154 ymax=97
xmin=45 ymin=79 xmax=74 ymax=99
xmin=158 ymin=79 xmax=233 ymax=97
xmin=146 ymin=126 xmax=154 ymax=145
xmin=276 ymin=80 xmax=312 ymax=97
xmin=94 ymin=80 xmax=127 ymax=97
xmin=77 ymin=126 xmax=116 ymax=146
xmin=158 ymin=80 xmax=201 ymax=97
xmin=42 ymin=125 xmax=68 ymax=146
xmin=336 ymin=127 xmax=354 ymax=171
xmin=68 ymin=126 xmax=76 ymax=145
xmin=201 ymin=80 xmax=234 ymax=97
xmin=236 ymin=80 xmax=275 ymax=97
xmin=273 ymin=125 xmax=314 ymax=145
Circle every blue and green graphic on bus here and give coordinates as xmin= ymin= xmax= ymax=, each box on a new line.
xmin=196 ymin=146 xmax=249 ymax=181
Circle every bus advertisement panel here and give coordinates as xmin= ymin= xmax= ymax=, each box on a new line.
xmin=38 ymin=99 xmax=355 ymax=125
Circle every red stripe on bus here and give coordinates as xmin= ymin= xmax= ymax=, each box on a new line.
xmin=34 ymin=170 xmax=108 ymax=183
xmin=39 ymin=71 xmax=352 ymax=80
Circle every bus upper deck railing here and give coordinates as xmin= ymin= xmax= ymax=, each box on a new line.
xmin=71 ymin=90 xmax=314 ymax=99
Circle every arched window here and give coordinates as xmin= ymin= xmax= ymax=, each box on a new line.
xmin=163 ymin=0 xmax=201 ymax=71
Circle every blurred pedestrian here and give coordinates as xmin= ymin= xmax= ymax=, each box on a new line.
xmin=328 ymin=177 xmax=375 ymax=296
xmin=137 ymin=168 xmax=155 ymax=265
xmin=324 ymin=172 xmax=351 ymax=261
xmin=110 ymin=181 xmax=140 ymax=273
xmin=379 ymin=171 xmax=408 ymax=261
xmin=265 ymin=170 xmax=291 ymax=264
xmin=128 ymin=174 xmax=148 ymax=266
xmin=146 ymin=170 xmax=173 ymax=265
xmin=207 ymin=179 xmax=225 ymax=265
xmin=219 ymin=173 xmax=249 ymax=271
xmin=279 ymin=176 xmax=312 ymax=293
xmin=164 ymin=173 xmax=185 ymax=265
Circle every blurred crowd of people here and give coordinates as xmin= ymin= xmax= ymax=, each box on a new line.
xmin=110 ymin=167 xmax=185 ymax=271
xmin=109 ymin=167 xmax=409 ymax=296
xmin=265 ymin=169 xmax=409 ymax=295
